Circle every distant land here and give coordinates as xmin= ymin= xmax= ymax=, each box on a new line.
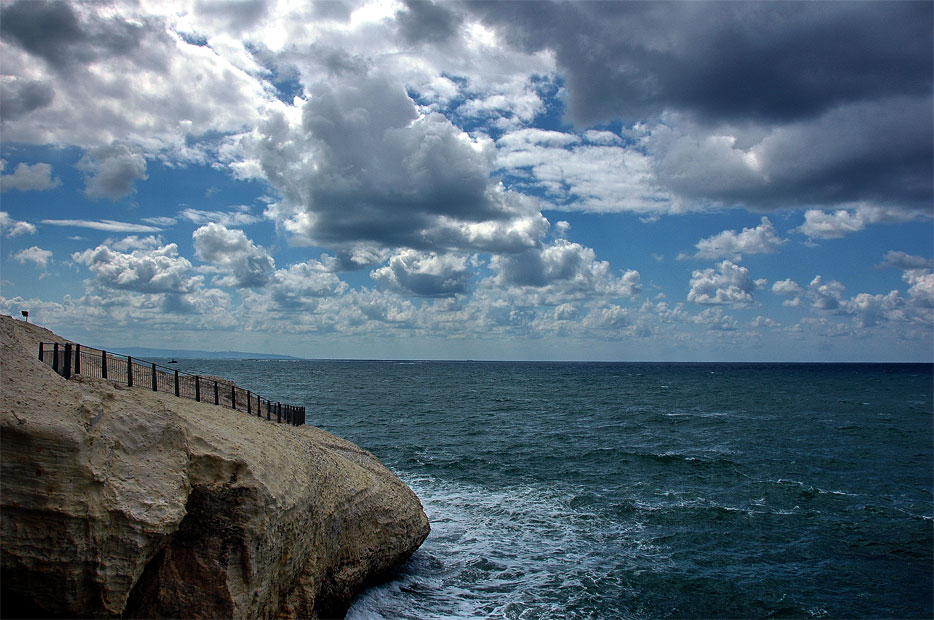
xmin=103 ymin=346 xmax=302 ymax=360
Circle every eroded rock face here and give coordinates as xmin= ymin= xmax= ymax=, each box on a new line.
xmin=0 ymin=315 xmax=429 ymax=618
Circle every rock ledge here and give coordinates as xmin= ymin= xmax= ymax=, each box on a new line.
xmin=0 ymin=314 xmax=429 ymax=618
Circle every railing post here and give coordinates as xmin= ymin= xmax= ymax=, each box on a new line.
xmin=231 ymin=385 xmax=236 ymax=410
xmin=174 ymin=370 xmax=180 ymax=396
xmin=38 ymin=342 xmax=44 ymax=362
xmin=214 ymin=381 xmax=219 ymax=405
xmin=195 ymin=376 xmax=200 ymax=402
xmin=127 ymin=356 xmax=133 ymax=387
xmin=247 ymin=390 xmax=252 ymax=414
xmin=151 ymin=363 xmax=157 ymax=391
xmin=52 ymin=342 xmax=59 ymax=373
xmin=101 ymin=350 xmax=108 ymax=379
xmin=74 ymin=344 xmax=81 ymax=375
xmin=63 ymin=343 xmax=72 ymax=379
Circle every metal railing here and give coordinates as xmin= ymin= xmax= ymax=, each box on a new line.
xmin=38 ymin=342 xmax=305 ymax=426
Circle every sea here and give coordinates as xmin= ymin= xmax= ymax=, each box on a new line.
xmin=164 ymin=360 xmax=933 ymax=619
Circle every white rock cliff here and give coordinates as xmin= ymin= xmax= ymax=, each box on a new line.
xmin=0 ymin=314 xmax=429 ymax=618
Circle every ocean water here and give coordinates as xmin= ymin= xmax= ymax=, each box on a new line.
xmin=168 ymin=360 xmax=933 ymax=619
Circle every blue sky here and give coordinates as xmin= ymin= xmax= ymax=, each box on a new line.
xmin=1 ymin=0 xmax=932 ymax=361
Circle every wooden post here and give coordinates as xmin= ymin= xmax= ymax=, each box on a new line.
xmin=195 ymin=376 xmax=200 ymax=402
xmin=174 ymin=370 xmax=180 ymax=396
xmin=38 ymin=342 xmax=44 ymax=362
xmin=101 ymin=350 xmax=108 ymax=379
xmin=127 ymin=356 xmax=133 ymax=387
xmin=151 ymin=363 xmax=157 ymax=391
xmin=247 ymin=390 xmax=252 ymax=414
xmin=277 ymin=402 xmax=281 ymax=423
xmin=214 ymin=381 xmax=219 ymax=405
xmin=74 ymin=344 xmax=81 ymax=375
xmin=231 ymin=385 xmax=236 ymax=410
xmin=63 ymin=343 xmax=72 ymax=379
xmin=266 ymin=400 xmax=271 ymax=421
xmin=52 ymin=342 xmax=59 ymax=373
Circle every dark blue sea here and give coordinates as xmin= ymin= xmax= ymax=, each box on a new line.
xmin=166 ymin=360 xmax=933 ymax=619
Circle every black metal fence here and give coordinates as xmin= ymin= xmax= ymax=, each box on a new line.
xmin=38 ymin=342 xmax=305 ymax=426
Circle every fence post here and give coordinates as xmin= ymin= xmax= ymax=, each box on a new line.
xmin=151 ymin=363 xmax=157 ymax=391
xmin=276 ymin=402 xmax=281 ymax=423
xmin=266 ymin=400 xmax=271 ymax=421
xmin=214 ymin=381 xmax=219 ymax=405
xmin=52 ymin=342 xmax=59 ymax=373
xmin=174 ymin=370 xmax=180 ymax=396
xmin=74 ymin=344 xmax=81 ymax=375
xmin=63 ymin=343 xmax=72 ymax=379
xmin=38 ymin=342 xmax=44 ymax=362
xmin=195 ymin=376 xmax=200 ymax=402
xmin=127 ymin=356 xmax=133 ymax=387
xmin=247 ymin=391 xmax=252 ymax=414
xmin=101 ymin=350 xmax=108 ymax=379
xmin=231 ymin=385 xmax=236 ymax=410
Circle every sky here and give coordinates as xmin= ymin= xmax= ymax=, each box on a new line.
xmin=0 ymin=0 xmax=932 ymax=362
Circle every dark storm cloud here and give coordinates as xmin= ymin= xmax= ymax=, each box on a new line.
xmin=0 ymin=0 xmax=146 ymax=71
xmin=465 ymin=0 xmax=932 ymax=126
xmin=0 ymin=79 xmax=54 ymax=121
xmin=396 ymin=0 xmax=463 ymax=46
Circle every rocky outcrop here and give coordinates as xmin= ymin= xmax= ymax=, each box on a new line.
xmin=0 ymin=314 xmax=429 ymax=618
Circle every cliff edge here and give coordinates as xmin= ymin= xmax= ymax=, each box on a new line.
xmin=0 ymin=314 xmax=429 ymax=618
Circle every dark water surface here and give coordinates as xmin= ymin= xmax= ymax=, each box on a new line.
xmin=169 ymin=360 xmax=933 ymax=619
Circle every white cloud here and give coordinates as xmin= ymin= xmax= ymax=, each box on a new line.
xmin=41 ymin=219 xmax=163 ymax=233
xmin=771 ymin=278 xmax=803 ymax=296
xmin=495 ymin=128 xmax=676 ymax=214
xmin=879 ymin=251 xmax=933 ymax=271
xmin=179 ymin=206 xmax=261 ymax=227
xmin=13 ymin=246 xmax=52 ymax=270
xmin=488 ymin=239 xmax=641 ymax=305
xmin=371 ymin=250 xmax=472 ymax=297
xmin=192 ymin=223 xmax=274 ymax=288
xmin=795 ymin=205 xmax=928 ymax=240
xmin=0 ymin=161 xmax=61 ymax=192
xmin=72 ymin=242 xmax=202 ymax=294
xmin=807 ymin=275 xmax=846 ymax=311
xmin=77 ymin=142 xmax=148 ymax=200
xmin=690 ymin=217 xmax=785 ymax=260
xmin=0 ymin=211 xmax=36 ymax=237
xmin=688 ymin=260 xmax=761 ymax=306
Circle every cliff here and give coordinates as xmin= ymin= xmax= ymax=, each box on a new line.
xmin=0 ymin=314 xmax=429 ymax=618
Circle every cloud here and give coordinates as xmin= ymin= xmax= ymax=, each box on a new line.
xmin=688 ymin=260 xmax=763 ymax=306
xmin=0 ymin=160 xmax=61 ymax=191
xmin=267 ymin=260 xmax=348 ymax=309
xmin=371 ymin=250 xmax=472 ymax=297
xmin=396 ymin=0 xmax=462 ymax=46
xmin=13 ymin=246 xmax=52 ymax=270
xmin=179 ymin=206 xmax=261 ymax=227
xmin=495 ymin=128 xmax=675 ymax=214
xmin=41 ymin=219 xmax=163 ymax=233
xmin=0 ymin=211 xmax=36 ymax=237
xmin=244 ymin=73 xmax=545 ymax=253
xmin=689 ymin=217 xmax=785 ymax=260
xmin=489 ymin=238 xmax=641 ymax=304
xmin=77 ymin=142 xmax=148 ymax=200
xmin=878 ymin=251 xmax=933 ymax=271
xmin=72 ymin=242 xmax=202 ymax=294
xmin=807 ymin=275 xmax=846 ymax=311
xmin=468 ymin=2 xmax=932 ymax=126
xmin=192 ymin=222 xmax=274 ymax=288
xmin=0 ymin=78 xmax=54 ymax=121
xmin=772 ymin=279 xmax=803 ymax=296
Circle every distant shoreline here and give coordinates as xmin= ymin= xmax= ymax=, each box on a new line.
xmin=102 ymin=346 xmax=302 ymax=360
